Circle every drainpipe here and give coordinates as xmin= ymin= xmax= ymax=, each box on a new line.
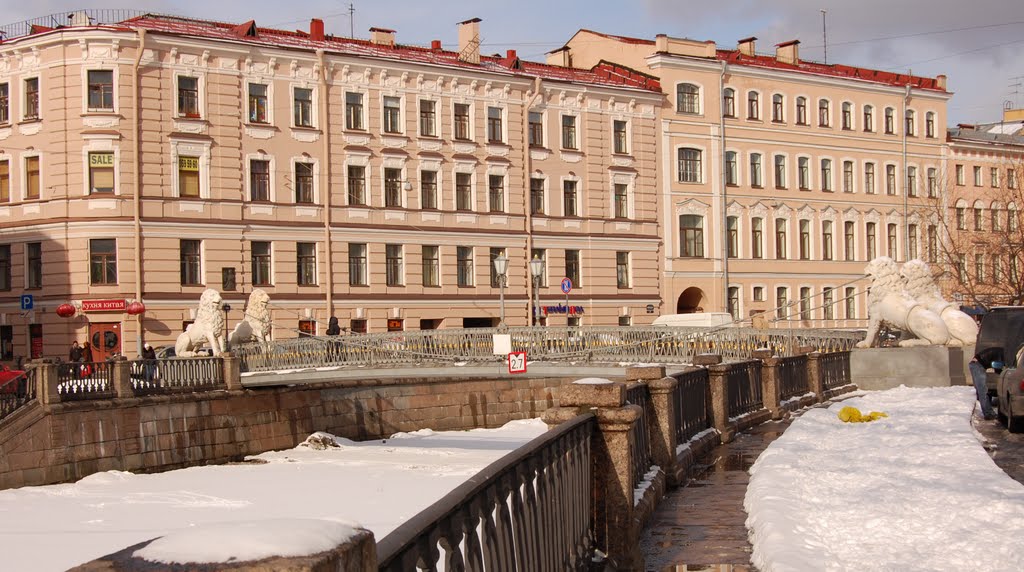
xmin=524 ymin=77 xmax=542 ymax=324
xmin=132 ymin=29 xmax=146 ymax=356
xmin=720 ymin=61 xmax=729 ymax=313
xmin=317 ymin=49 xmax=334 ymax=318
xmin=902 ymin=84 xmax=910 ymax=262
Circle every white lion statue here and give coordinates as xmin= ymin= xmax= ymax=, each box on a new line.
xmin=901 ymin=259 xmax=978 ymax=347
xmin=856 ymin=257 xmax=950 ymax=348
xmin=228 ymin=289 xmax=272 ymax=347
xmin=175 ymin=289 xmax=226 ymax=357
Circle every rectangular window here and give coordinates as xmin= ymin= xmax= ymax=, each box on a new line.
xmin=298 ymin=319 xmax=316 ymax=337
xmin=885 ymin=164 xmax=896 ymax=195
xmin=87 ymin=70 xmax=114 ymax=110
xmin=820 ymin=159 xmax=832 ymax=192
xmin=908 ymin=224 xmax=918 ymax=260
xmin=841 ymin=103 xmax=852 ymax=130
xmin=775 ymin=218 xmax=788 ymax=260
xmin=297 ymin=242 xmax=317 ymax=286
xmin=528 ymin=111 xmax=544 ymax=147
xmin=993 ymin=207 xmax=1003 ymax=231
xmin=678 ymin=149 xmax=702 ymax=183
xmin=907 ymin=166 xmax=917 ymax=197
xmin=25 ymin=156 xmax=40 ymax=200
xmin=991 ymin=167 xmax=1000 ymax=188
xmin=89 ymin=239 xmax=117 ymax=285
xmin=822 ymin=220 xmax=833 ymax=261
xmin=747 ymin=91 xmax=759 ymax=120
xmin=614 ymin=183 xmax=628 ymax=218
xmin=750 ymin=153 xmax=762 ymax=187
xmin=385 ymin=244 xmax=403 ymax=286
xmin=751 ymin=217 xmax=763 ymax=259
xmin=488 ymin=175 xmax=504 ymax=212
xmin=419 ymin=99 xmax=436 ymax=136
xmin=776 ymin=287 xmax=789 ymax=320
xmin=383 ymin=96 xmax=402 ymax=134
xmin=348 ymin=243 xmax=367 ymax=286
xmin=457 ymin=246 xmax=474 ymax=287
xmin=723 ymin=89 xmax=735 ymax=118
xmin=616 ymin=252 xmax=630 ymax=288
xmin=350 ymin=319 xmax=367 ymax=334
xmin=975 ymin=253 xmax=985 ymax=283
xmin=487 ymin=107 xmax=503 ymax=143
xmin=251 ymin=241 xmax=272 ymax=286
xmin=796 ymin=97 xmax=807 ymax=125
xmin=725 ymin=152 xmax=737 ymax=186
xmin=293 ymin=87 xmax=313 ymax=127
xmin=24 ymin=77 xmax=39 ymax=120
xmin=0 ymin=245 xmax=9 ymax=291
xmin=563 ymin=180 xmax=578 ymax=217
xmin=347 ymin=166 xmax=366 ymax=206
xmin=88 ymin=152 xmax=114 ymax=194
xmin=926 ymin=113 xmax=936 ymax=138
xmin=420 ymin=170 xmax=437 ymax=210
xmin=956 ymin=206 xmax=966 ymax=230
xmin=180 ymin=239 xmax=202 ymax=286
xmin=250 ymin=159 xmax=270 ymax=202
xmin=842 ymin=161 xmax=853 ymax=193
xmin=956 ymin=164 xmax=965 ymax=185
xmin=956 ymin=254 xmax=967 ymax=283
xmin=798 ymin=157 xmax=809 ymax=190
xmin=973 ymin=166 xmax=982 ymax=187
xmin=456 ymin=173 xmax=472 ymax=210
xmin=823 ymin=287 xmax=835 ymax=320
xmin=800 ymin=287 xmax=812 ymax=320
xmin=774 ymin=155 xmax=786 ymax=189
xmin=727 ymin=287 xmax=739 ymax=320
xmin=844 ymin=221 xmax=855 ymax=261
xmin=799 ymin=219 xmax=811 ymax=260
xmin=295 ymin=162 xmax=314 ymax=204
xmin=845 ymin=287 xmax=856 ymax=320
xmin=818 ymin=99 xmax=830 ymax=127
xmin=992 ymin=255 xmax=1001 ymax=283
xmin=1009 ymin=169 xmax=1018 ymax=190
xmin=26 ymin=242 xmax=41 ymax=289
xmin=0 ymin=83 xmax=8 ymax=124
xmin=887 ymin=224 xmax=898 ymax=258
xmin=565 ymin=250 xmax=581 ymax=286
xmin=927 ymin=168 xmax=937 ymax=197
xmin=613 ymin=120 xmax=628 ymax=154
xmin=454 ymin=103 xmax=471 ymax=140
xmin=864 ymin=163 xmax=875 ymax=194
xmin=530 ymin=178 xmax=545 ymax=215
xmin=345 ymin=92 xmax=364 ymax=130
xmin=885 ymin=108 xmax=895 ymax=134
xmin=531 ymin=249 xmax=547 ymax=288
xmin=866 ymin=222 xmax=876 ymax=260
xmin=772 ymin=95 xmax=784 ymax=122
xmin=753 ymin=286 xmax=764 ymax=302
xmin=178 ymin=156 xmax=200 ymax=198
xmin=248 ymin=83 xmax=268 ymax=124
xmin=422 ymin=245 xmax=439 ymax=287
xmin=727 ymin=216 xmax=738 ymax=258
xmin=974 ymin=207 xmax=984 ymax=231
xmin=177 ymin=76 xmax=199 ymax=118
xmin=561 ymin=115 xmax=577 ymax=149
xmin=680 ymin=215 xmax=705 ymax=258
xmin=384 ymin=168 xmax=402 ymax=208
xmin=489 ymin=248 xmax=506 ymax=288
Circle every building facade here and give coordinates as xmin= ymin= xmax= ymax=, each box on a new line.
xmin=0 ymin=12 xmax=662 ymax=362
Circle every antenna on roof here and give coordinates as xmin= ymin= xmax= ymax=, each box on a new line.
xmin=348 ymin=3 xmax=355 ymax=39
xmin=820 ymin=9 xmax=827 ymax=65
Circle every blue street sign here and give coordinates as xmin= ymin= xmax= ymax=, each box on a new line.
xmin=560 ymin=278 xmax=573 ymax=294
xmin=20 ymin=294 xmax=33 ymax=310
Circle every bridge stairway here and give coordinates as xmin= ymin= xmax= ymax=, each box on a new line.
xmin=639 ymin=419 xmax=793 ymax=571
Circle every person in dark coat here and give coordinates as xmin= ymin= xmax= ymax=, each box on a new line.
xmin=69 ymin=341 xmax=84 ymax=363
xmin=326 ymin=317 xmax=342 ymax=336
xmin=141 ymin=343 xmax=157 ymax=382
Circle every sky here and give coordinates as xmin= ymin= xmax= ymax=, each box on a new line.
xmin=0 ymin=385 xmax=1022 ymax=570
xmin=2 ymin=1 xmax=1023 ymax=125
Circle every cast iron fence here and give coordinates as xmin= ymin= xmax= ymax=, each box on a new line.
xmin=726 ymin=360 xmax=764 ymax=419
xmin=778 ymin=355 xmax=811 ymax=401
xmin=130 ymin=357 xmax=224 ymax=394
xmin=625 ymin=383 xmax=653 ymax=492
xmin=377 ymin=413 xmax=596 ymax=571
xmin=820 ymin=351 xmax=853 ymax=390
xmin=57 ymin=361 xmax=115 ymax=400
xmin=0 ymin=368 xmax=36 ymax=422
xmin=673 ymin=367 xmax=710 ymax=444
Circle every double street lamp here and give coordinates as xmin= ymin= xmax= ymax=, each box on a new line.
xmin=493 ymin=254 xmax=508 ymax=329
xmin=529 ymin=255 xmax=543 ymax=326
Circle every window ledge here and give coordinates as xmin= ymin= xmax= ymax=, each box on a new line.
xmin=18 ymin=118 xmax=41 ymax=125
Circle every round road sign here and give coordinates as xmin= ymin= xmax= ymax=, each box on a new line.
xmin=560 ymin=278 xmax=573 ymax=294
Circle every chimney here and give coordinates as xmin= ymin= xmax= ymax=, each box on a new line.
xmin=431 ymin=39 xmax=442 ymax=51
xmin=457 ymin=18 xmax=481 ymax=64
xmin=775 ymin=39 xmax=800 ymax=65
xmin=309 ymin=19 xmax=324 ymax=41
xmin=936 ymin=74 xmax=947 ymax=91
xmin=370 ymin=27 xmax=395 ymax=46
xmin=737 ymin=36 xmax=756 ymax=56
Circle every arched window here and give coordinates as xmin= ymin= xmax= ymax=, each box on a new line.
xmin=863 ymin=105 xmax=874 ymax=132
xmin=818 ymin=98 xmax=830 ymax=127
xmin=747 ymin=91 xmax=760 ymax=119
xmin=677 ymin=148 xmax=702 ymax=183
xmin=772 ymin=94 xmax=784 ymax=122
xmin=905 ymin=109 xmax=916 ymax=136
xmin=884 ymin=107 xmax=895 ymax=134
xmin=925 ymin=111 xmax=936 ymax=138
xmin=723 ymin=88 xmax=735 ymax=117
xmin=677 ymin=83 xmax=700 ymax=114
xmin=796 ymin=97 xmax=808 ymax=125
xmin=725 ymin=151 xmax=738 ymax=185
xmin=841 ymin=102 xmax=852 ymax=129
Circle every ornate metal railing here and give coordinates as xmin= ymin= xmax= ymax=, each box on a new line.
xmin=625 ymin=383 xmax=652 ymax=492
xmin=0 ymin=368 xmax=37 ymax=422
xmin=0 ymin=9 xmax=148 ymax=40
xmin=57 ymin=361 xmax=115 ymax=400
xmin=726 ymin=360 xmax=763 ymax=419
xmin=233 ymin=326 xmax=861 ymax=373
xmin=820 ymin=351 xmax=853 ymax=390
xmin=130 ymin=358 xmax=224 ymax=394
xmin=673 ymin=367 xmax=710 ymax=443
xmin=778 ymin=355 xmax=810 ymax=401
xmin=377 ymin=413 xmax=596 ymax=571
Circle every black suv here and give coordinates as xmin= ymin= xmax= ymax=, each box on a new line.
xmin=974 ymin=307 xmax=1024 ymax=431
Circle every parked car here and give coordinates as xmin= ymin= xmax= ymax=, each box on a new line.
xmin=974 ymin=307 xmax=1024 ymax=432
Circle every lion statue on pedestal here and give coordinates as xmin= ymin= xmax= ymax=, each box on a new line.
xmin=228 ymin=289 xmax=272 ymax=347
xmin=856 ymin=257 xmax=950 ymax=348
xmin=175 ymin=289 xmax=226 ymax=357
xmin=900 ymin=259 xmax=978 ymax=347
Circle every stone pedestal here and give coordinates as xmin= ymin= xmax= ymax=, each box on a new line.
xmin=807 ymin=352 xmax=824 ymax=402
xmin=646 ymin=376 xmax=679 ymax=486
xmin=111 ymin=358 xmax=133 ymax=399
xmin=759 ymin=357 xmax=781 ymax=419
xmin=706 ymin=364 xmax=733 ymax=443
xmin=851 ymin=346 xmax=966 ymax=390
xmin=222 ymin=353 xmax=242 ymax=390
xmin=34 ymin=360 xmax=60 ymax=405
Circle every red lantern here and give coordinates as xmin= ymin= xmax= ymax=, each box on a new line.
xmin=126 ymin=301 xmax=146 ymax=315
xmin=56 ymin=303 xmax=76 ymax=318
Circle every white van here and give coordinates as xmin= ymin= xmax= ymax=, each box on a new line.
xmin=651 ymin=312 xmax=734 ymax=328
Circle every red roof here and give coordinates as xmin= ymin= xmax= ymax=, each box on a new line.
xmin=115 ymin=15 xmax=660 ymax=92
xmin=716 ymin=50 xmax=945 ymax=92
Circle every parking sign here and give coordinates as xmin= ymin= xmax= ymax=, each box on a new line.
xmin=560 ymin=278 xmax=572 ymax=294
xmin=508 ymin=351 xmax=527 ymax=374
xmin=20 ymin=294 xmax=33 ymax=311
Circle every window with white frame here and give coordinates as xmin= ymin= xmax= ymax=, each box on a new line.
xmin=728 ymin=287 xmax=740 ymax=321
xmin=927 ymin=168 xmax=937 ymax=197
xmin=905 ymin=109 xmax=916 ymax=136
xmin=821 ymin=159 xmax=832 ymax=192
xmin=383 ymin=96 xmax=402 ymax=134
xmin=88 ymin=152 xmax=114 ymax=194
xmin=0 ymin=159 xmax=8 ymax=203
xmin=248 ymin=83 xmax=269 ymax=124
xmin=776 ymin=287 xmax=789 ymax=319
xmin=679 ymin=215 xmax=704 ymax=258
xmin=751 ymin=217 xmax=764 ymax=259
xmin=456 ymin=172 xmax=473 ymax=210
xmin=796 ymin=96 xmax=808 ymax=125
xmin=90 ymin=239 xmax=117 ymax=285
xmin=677 ymin=84 xmax=700 ymax=114
xmin=818 ymin=99 xmax=830 ymax=127
xmin=487 ymin=107 xmax=503 ymax=143
xmin=457 ymin=246 xmax=474 ymax=287
xmin=723 ymin=88 xmax=735 ymax=117
xmin=0 ymin=82 xmax=8 ymax=124
xmin=25 ymin=242 xmax=41 ymax=289
xmin=613 ymin=120 xmax=628 ymax=154
xmin=822 ymin=220 xmax=833 ymax=261
xmin=614 ymin=183 xmax=629 ymax=218
xmin=841 ymin=102 xmax=852 ymax=130
xmin=293 ymin=87 xmax=314 ymax=127
xmin=727 ymin=216 xmax=738 ymax=258
xmin=866 ymin=222 xmax=877 ymax=259
xmin=974 ymin=165 xmax=983 ymax=187
xmin=385 ymin=244 xmax=403 ymax=286
xmin=908 ymin=224 xmax=918 ymax=260
xmin=347 ymin=165 xmax=366 ymax=205
xmin=799 ymin=287 xmax=812 ymax=320
xmin=422 ymin=245 xmax=440 ymax=287
xmin=384 ymin=168 xmax=402 ymax=208
xmin=772 ymin=94 xmax=784 ymax=122
xmin=886 ymin=164 xmax=896 ymax=195
xmin=798 ymin=157 xmax=810 ymax=190
xmin=747 ymin=91 xmax=760 ymax=120
xmin=87 ymin=70 xmax=114 ymax=111
xmin=565 ymin=250 xmax=581 ymax=286
xmin=884 ymin=107 xmax=895 ymax=134
xmin=907 ymin=166 xmax=918 ymax=197
xmin=177 ymin=156 xmax=200 ymax=198
xmin=863 ymin=105 xmax=874 ymax=132
xmin=421 ymin=170 xmax=438 ymax=210
xmin=180 ymin=239 xmax=202 ymax=286
xmin=775 ymin=218 xmax=788 ymax=259
xmin=926 ymin=111 xmax=935 ymax=138
xmin=865 ymin=162 xmax=876 ymax=194
xmin=420 ymin=99 xmax=437 ymax=137
xmin=252 ymin=241 xmax=272 ymax=286
xmin=750 ymin=153 xmax=763 ymax=187
xmin=349 ymin=243 xmax=368 ymax=286
xmin=844 ymin=221 xmax=855 ymax=261
xmin=842 ymin=161 xmax=854 ymax=193
xmin=991 ymin=167 xmax=1000 ymax=188
xmin=845 ymin=287 xmax=856 ymax=319
xmin=956 ymin=164 xmax=965 ymax=185
xmin=616 ymin=252 xmax=630 ymax=288
xmin=528 ymin=111 xmax=543 ymax=147
xmin=488 ymin=174 xmax=504 ymax=213
xmin=725 ymin=151 xmax=738 ymax=186
xmin=774 ymin=155 xmax=786 ymax=189
xmin=345 ymin=92 xmax=364 ymax=130
xmin=295 ymin=162 xmax=314 ymax=204
xmin=177 ymin=76 xmax=199 ymax=118
xmin=887 ymin=224 xmax=898 ymax=258
xmin=24 ymin=78 xmax=39 ymax=120
xmin=454 ymin=103 xmax=471 ymax=140
xmin=563 ymin=180 xmax=578 ymax=217
xmin=678 ymin=148 xmax=702 ymax=183
xmin=297 ymin=242 xmax=317 ymax=286
xmin=250 ymin=158 xmax=270 ymax=201
xmin=530 ymin=177 xmax=545 ymax=215
xmin=561 ymin=115 xmax=577 ymax=150
xmin=799 ymin=219 xmax=811 ymax=260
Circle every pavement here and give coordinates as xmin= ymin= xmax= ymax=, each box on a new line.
xmin=639 ymin=410 xmax=1024 ymax=572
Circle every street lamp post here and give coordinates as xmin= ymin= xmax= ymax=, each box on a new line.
xmin=529 ymin=255 xmax=543 ymax=326
xmin=221 ymin=302 xmax=232 ymax=353
xmin=493 ymin=254 xmax=508 ymax=329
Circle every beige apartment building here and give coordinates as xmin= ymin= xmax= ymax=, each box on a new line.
xmin=0 ymin=12 xmax=663 ymax=362
xmin=551 ymin=31 xmax=951 ymax=327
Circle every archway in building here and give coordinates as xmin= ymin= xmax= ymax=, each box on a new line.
xmin=676 ymin=287 xmax=706 ymax=314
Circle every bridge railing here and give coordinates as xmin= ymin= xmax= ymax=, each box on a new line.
xmin=232 ymin=326 xmax=861 ymax=373
xmin=377 ymin=412 xmax=596 ymax=571
xmin=0 ymin=368 xmax=37 ymax=423
xmin=726 ymin=360 xmax=763 ymax=419
xmin=130 ymin=358 xmax=225 ymax=395
xmin=673 ymin=367 xmax=710 ymax=444
xmin=57 ymin=361 xmax=116 ymax=400
xmin=778 ymin=354 xmax=811 ymax=401
xmin=820 ymin=350 xmax=853 ymax=390
xmin=626 ymin=383 xmax=653 ymax=491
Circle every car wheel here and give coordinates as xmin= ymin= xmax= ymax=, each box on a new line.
xmin=1008 ymin=398 xmax=1024 ymax=434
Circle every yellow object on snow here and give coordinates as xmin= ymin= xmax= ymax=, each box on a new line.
xmin=838 ymin=406 xmax=889 ymax=423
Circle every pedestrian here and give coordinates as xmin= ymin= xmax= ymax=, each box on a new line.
xmin=968 ymin=346 xmax=1000 ymax=420
xmin=80 ymin=341 xmax=94 ymax=378
xmin=141 ymin=343 xmax=157 ymax=382
xmin=69 ymin=341 xmax=83 ymax=363
xmin=326 ymin=317 xmax=342 ymax=336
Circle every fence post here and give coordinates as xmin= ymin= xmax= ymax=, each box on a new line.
xmin=807 ymin=352 xmax=824 ymax=402
xmin=34 ymin=360 xmax=60 ymax=405
xmin=706 ymin=363 xmax=734 ymax=444
xmin=542 ymin=380 xmax=644 ymax=571
xmin=758 ymin=355 xmax=781 ymax=420
xmin=627 ymin=366 xmax=678 ymax=488
xmin=222 ymin=353 xmax=242 ymax=390
xmin=111 ymin=357 xmax=134 ymax=399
